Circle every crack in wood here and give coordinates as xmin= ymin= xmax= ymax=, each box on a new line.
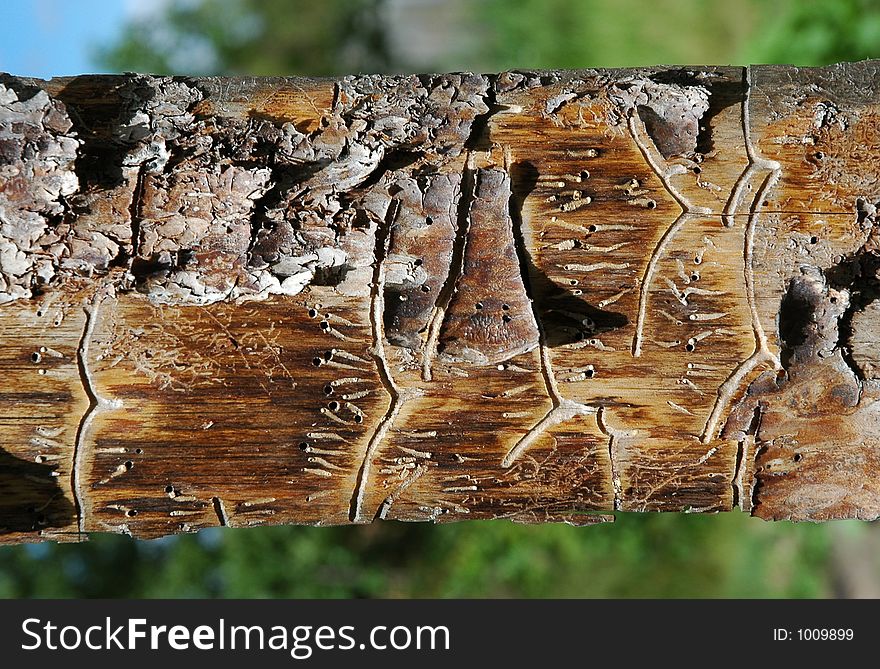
xmin=731 ymin=435 xmax=754 ymax=511
xmin=72 ymin=291 xmax=123 ymax=535
xmin=212 ymin=496 xmax=228 ymax=526
xmin=597 ymin=407 xmax=624 ymax=511
xmin=421 ymin=155 xmax=474 ymax=381
xmin=128 ymin=162 xmax=147 ymax=260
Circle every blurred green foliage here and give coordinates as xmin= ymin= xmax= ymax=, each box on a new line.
xmin=474 ymin=0 xmax=759 ymax=70
xmin=0 ymin=514 xmax=835 ymax=598
xmin=95 ymin=0 xmax=880 ymax=75
xmin=743 ymin=0 xmax=880 ymax=65
xmin=98 ymin=0 xmax=391 ymax=76
xmin=2 ymin=0 xmax=879 ymax=598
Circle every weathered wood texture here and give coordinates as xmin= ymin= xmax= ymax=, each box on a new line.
xmin=1 ymin=62 xmax=879 ymax=544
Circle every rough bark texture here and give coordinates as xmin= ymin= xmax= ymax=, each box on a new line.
xmin=0 ymin=62 xmax=878 ymax=544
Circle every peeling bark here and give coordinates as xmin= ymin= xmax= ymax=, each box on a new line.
xmin=1 ymin=62 xmax=879 ymax=543
xmin=0 ymin=84 xmax=79 ymax=303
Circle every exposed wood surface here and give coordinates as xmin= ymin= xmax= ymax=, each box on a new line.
xmin=0 ymin=62 xmax=878 ymax=544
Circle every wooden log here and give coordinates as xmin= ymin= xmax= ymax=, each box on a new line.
xmin=0 ymin=62 xmax=878 ymax=544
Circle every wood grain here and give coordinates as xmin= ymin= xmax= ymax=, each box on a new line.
xmin=0 ymin=62 xmax=878 ymax=543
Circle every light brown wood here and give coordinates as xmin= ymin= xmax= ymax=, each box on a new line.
xmin=0 ymin=62 xmax=879 ymax=544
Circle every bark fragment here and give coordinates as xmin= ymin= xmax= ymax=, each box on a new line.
xmin=382 ymin=173 xmax=461 ymax=349
xmin=439 ymin=168 xmax=540 ymax=365
xmin=724 ymin=267 xmax=880 ymax=520
xmin=0 ymin=84 xmax=79 ymax=303
xmin=614 ymin=73 xmax=711 ymax=159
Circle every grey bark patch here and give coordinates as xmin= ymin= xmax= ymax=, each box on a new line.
xmin=610 ymin=74 xmax=710 ymax=159
xmin=336 ymin=73 xmax=490 ymax=157
xmin=0 ymin=84 xmax=79 ymax=304
xmin=114 ymin=76 xmax=330 ymax=304
xmin=2 ymin=72 xmax=490 ymax=307
xmin=63 ymin=75 xmax=211 ymax=288
xmin=243 ymin=74 xmax=489 ymax=304
xmin=134 ymin=166 xmax=272 ymax=304
xmin=114 ymin=76 xmax=271 ymax=304
xmin=117 ymin=75 xmax=206 ymax=173
xmin=493 ymin=70 xmax=562 ymax=95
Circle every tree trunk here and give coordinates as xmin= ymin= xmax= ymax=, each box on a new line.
xmin=1 ymin=63 xmax=879 ymax=544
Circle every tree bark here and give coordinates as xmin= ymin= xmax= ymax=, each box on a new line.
xmin=1 ymin=63 xmax=879 ymax=544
